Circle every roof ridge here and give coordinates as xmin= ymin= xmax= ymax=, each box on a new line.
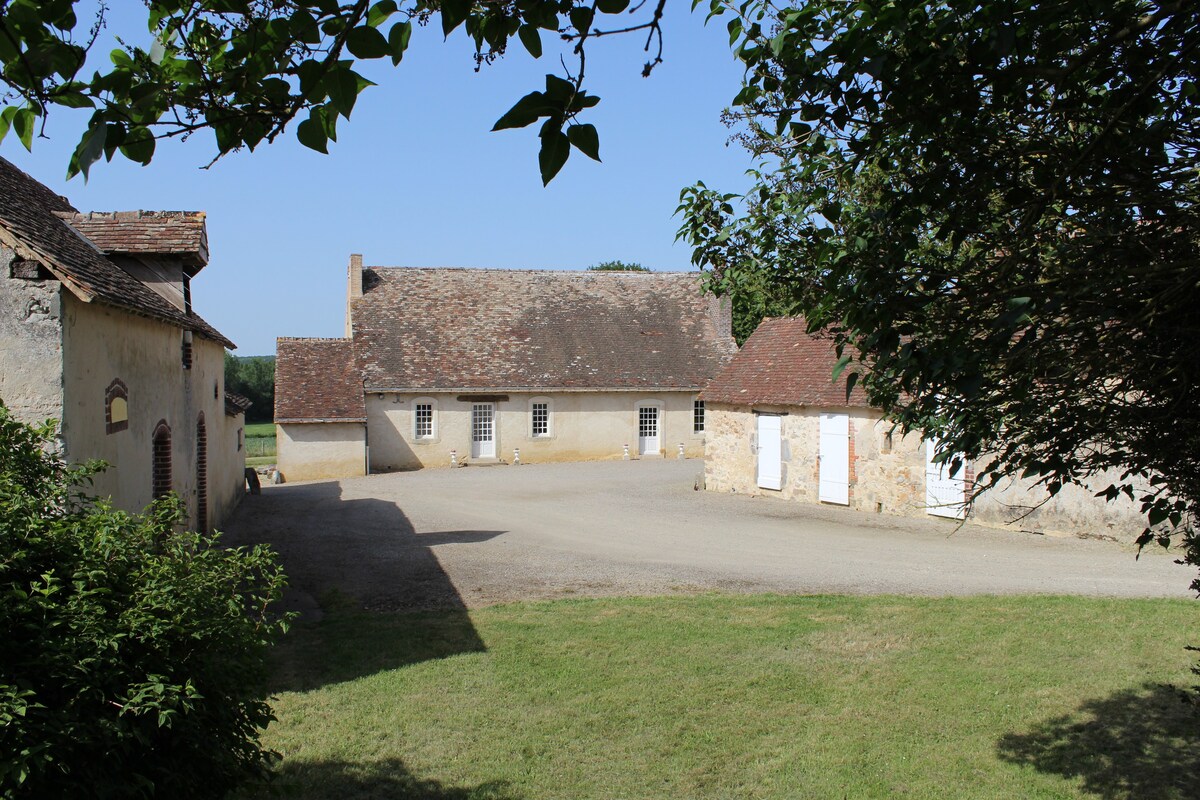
xmin=363 ymin=265 xmax=696 ymax=275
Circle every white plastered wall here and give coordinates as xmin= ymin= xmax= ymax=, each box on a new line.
xmin=277 ymin=422 xmax=366 ymax=481
xmin=59 ymin=295 xmax=242 ymax=530
xmin=365 ymin=391 xmax=706 ymax=471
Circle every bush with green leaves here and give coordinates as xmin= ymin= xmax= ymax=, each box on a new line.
xmin=0 ymin=406 xmax=288 ymax=798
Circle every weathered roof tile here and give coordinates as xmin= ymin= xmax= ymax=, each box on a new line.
xmin=0 ymin=157 xmax=232 ymax=348
xmin=275 ymin=338 xmax=365 ymax=422
xmin=702 ymin=317 xmax=870 ymax=408
xmin=352 ymin=267 xmax=736 ymax=390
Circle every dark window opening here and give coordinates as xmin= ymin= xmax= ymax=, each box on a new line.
xmin=152 ymin=421 xmax=172 ymax=499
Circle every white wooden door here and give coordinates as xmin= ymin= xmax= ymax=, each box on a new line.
xmin=471 ymin=403 xmax=496 ymax=458
xmin=819 ymin=413 xmax=850 ymax=505
xmin=925 ymin=439 xmax=966 ymax=518
xmin=756 ymin=414 xmax=782 ymax=490
xmin=638 ymin=406 xmax=660 ymax=455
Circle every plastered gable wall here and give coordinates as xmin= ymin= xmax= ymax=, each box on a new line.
xmin=277 ymin=422 xmax=366 ymax=481
xmin=0 ymin=247 xmax=64 ymax=423
xmin=59 ymin=296 xmax=242 ymax=530
xmin=705 ymin=402 xmax=1149 ymax=541
xmin=367 ymin=391 xmax=705 ymax=471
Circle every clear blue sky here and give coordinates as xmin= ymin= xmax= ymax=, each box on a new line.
xmin=3 ymin=5 xmax=752 ymax=355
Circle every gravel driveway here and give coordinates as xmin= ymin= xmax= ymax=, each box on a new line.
xmin=223 ymin=459 xmax=1193 ymax=614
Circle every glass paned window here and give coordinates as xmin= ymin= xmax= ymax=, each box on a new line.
xmin=415 ymin=403 xmax=433 ymax=438
xmin=532 ymin=402 xmax=549 ymax=436
xmin=693 ymin=400 xmax=705 ymax=433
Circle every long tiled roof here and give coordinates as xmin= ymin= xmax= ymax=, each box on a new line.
xmin=55 ymin=210 xmax=209 ymax=270
xmin=352 ymin=267 xmax=736 ymax=390
xmin=0 ymin=157 xmax=232 ymax=348
xmin=275 ymin=338 xmax=366 ymax=422
xmin=702 ymin=317 xmax=871 ymax=408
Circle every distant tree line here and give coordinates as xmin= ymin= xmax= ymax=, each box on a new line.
xmin=224 ymin=353 xmax=275 ymax=424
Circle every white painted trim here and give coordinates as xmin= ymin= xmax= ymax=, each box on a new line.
xmin=412 ymin=396 xmax=439 ymax=442
xmin=528 ymin=396 xmax=553 ymax=439
xmin=635 ymin=399 xmax=665 ymax=456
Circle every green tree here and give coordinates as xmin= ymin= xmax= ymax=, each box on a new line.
xmin=0 ymin=406 xmax=288 ymax=798
xmin=225 ymin=353 xmax=275 ymax=424
xmin=677 ymin=0 xmax=1200 ymax=556
xmin=0 ymin=0 xmax=667 ymax=183
xmin=587 ymin=260 xmax=650 ymax=271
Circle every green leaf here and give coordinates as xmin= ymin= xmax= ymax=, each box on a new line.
xmin=538 ymin=121 xmax=569 ymax=185
xmin=518 ymin=25 xmax=542 ymax=58
xmin=67 ymin=122 xmax=106 ymax=180
xmin=346 ymin=25 xmax=390 ymax=59
xmin=596 ymin=0 xmax=630 ymax=13
xmin=831 ymin=353 xmax=852 ymax=381
xmin=544 ymin=73 xmax=575 ymax=101
xmin=296 ymin=113 xmax=328 ymax=153
xmin=388 ymin=21 xmax=412 ymax=65
xmin=844 ymin=371 xmax=859 ymax=401
xmin=441 ymin=0 xmax=471 ymax=36
xmin=368 ymin=0 xmax=399 ymax=27
xmin=12 ymin=108 xmax=35 ymax=151
xmin=493 ymin=91 xmax=550 ymax=131
xmin=323 ymin=67 xmax=361 ymax=118
xmin=0 ymin=106 xmax=18 ymax=144
xmin=567 ymin=123 xmax=600 ymax=161
xmin=119 ymin=127 xmax=155 ymax=164
xmin=569 ymin=6 xmax=594 ymax=32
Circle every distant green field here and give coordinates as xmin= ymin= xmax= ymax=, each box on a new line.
xmin=244 ymin=423 xmax=275 ymax=462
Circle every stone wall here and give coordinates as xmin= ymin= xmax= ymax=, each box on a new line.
xmin=704 ymin=402 xmax=1149 ymax=541
xmin=0 ymin=247 xmax=64 ymax=424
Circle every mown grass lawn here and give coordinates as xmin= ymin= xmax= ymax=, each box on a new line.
xmin=245 ymin=595 xmax=1199 ymax=800
xmin=244 ymin=422 xmax=276 ymax=466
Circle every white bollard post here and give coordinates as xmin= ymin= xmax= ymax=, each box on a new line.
xmin=513 ymin=448 xmax=520 ymax=465
xmin=450 ymin=449 xmax=458 ymax=467
xmin=678 ymin=442 xmax=686 ymax=460
xmin=622 ymin=444 xmax=630 ymax=460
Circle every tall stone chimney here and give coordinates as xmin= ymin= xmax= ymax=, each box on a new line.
xmin=346 ymin=253 xmax=363 ymax=337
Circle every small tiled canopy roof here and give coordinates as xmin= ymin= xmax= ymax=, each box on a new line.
xmin=55 ymin=210 xmax=209 ymax=271
xmin=702 ymin=317 xmax=871 ymax=408
xmin=275 ymin=338 xmax=366 ymax=422
xmin=0 ymin=157 xmax=232 ymax=348
xmin=352 ymin=267 xmax=737 ymax=391
xmin=224 ymin=391 xmax=252 ymax=417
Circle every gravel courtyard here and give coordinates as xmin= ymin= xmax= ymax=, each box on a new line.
xmin=223 ymin=459 xmax=1193 ymax=614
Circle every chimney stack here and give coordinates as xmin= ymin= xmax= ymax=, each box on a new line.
xmin=346 ymin=253 xmax=363 ymax=337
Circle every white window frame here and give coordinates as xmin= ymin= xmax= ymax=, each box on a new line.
xmin=529 ymin=396 xmax=553 ymax=438
xmin=412 ymin=397 xmax=439 ymax=441
xmin=693 ymin=399 xmax=705 ymax=434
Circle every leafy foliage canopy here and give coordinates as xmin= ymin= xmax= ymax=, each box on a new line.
xmin=0 ymin=406 xmax=288 ymax=798
xmin=678 ymin=0 xmax=1200 ymax=559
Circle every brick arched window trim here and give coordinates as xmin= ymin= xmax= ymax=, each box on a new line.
xmin=105 ymin=379 xmax=129 ymax=434
xmin=196 ymin=413 xmax=208 ymax=531
xmin=152 ymin=420 xmax=172 ymax=500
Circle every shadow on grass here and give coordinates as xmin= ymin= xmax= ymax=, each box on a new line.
xmin=997 ymin=682 xmax=1200 ymax=799
xmin=223 ymin=480 xmax=505 ymax=691
xmin=246 ymin=758 xmax=519 ymax=800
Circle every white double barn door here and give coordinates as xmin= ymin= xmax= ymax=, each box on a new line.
xmin=925 ymin=439 xmax=967 ymax=518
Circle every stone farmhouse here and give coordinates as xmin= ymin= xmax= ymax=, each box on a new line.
xmin=275 ymin=256 xmax=737 ymax=480
xmin=0 ymin=157 xmax=247 ymax=531
xmin=702 ymin=316 xmax=1147 ymax=540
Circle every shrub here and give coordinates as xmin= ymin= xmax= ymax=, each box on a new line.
xmin=0 ymin=406 xmax=288 ymax=798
